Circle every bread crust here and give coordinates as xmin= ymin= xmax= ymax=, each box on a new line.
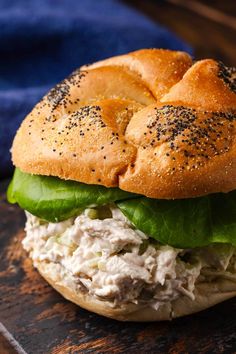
xmin=12 ymin=49 xmax=236 ymax=198
xmin=37 ymin=260 xmax=236 ymax=321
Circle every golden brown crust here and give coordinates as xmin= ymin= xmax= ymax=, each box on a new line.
xmin=12 ymin=49 xmax=236 ymax=198
xmin=82 ymin=48 xmax=192 ymax=99
xmin=12 ymin=99 xmax=140 ymax=186
xmin=162 ymin=59 xmax=236 ymax=110
xmin=120 ymin=102 xmax=236 ymax=198
xmin=37 ymin=261 xmax=236 ymax=322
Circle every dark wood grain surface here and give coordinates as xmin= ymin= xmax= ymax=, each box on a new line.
xmin=124 ymin=0 xmax=236 ymax=65
xmin=1 ymin=187 xmax=236 ymax=354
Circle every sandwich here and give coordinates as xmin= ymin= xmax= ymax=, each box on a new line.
xmin=7 ymin=49 xmax=236 ymax=321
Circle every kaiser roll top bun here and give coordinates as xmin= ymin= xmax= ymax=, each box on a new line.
xmin=12 ymin=49 xmax=236 ymax=199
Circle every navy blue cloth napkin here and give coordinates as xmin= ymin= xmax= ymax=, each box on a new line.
xmin=0 ymin=0 xmax=192 ymax=178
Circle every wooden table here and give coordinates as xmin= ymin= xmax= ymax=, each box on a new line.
xmin=1 ymin=186 xmax=236 ymax=354
xmin=124 ymin=0 xmax=236 ymax=65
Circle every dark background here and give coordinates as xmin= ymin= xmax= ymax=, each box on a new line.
xmin=124 ymin=0 xmax=236 ymax=65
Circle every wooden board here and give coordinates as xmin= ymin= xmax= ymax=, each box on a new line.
xmin=124 ymin=0 xmax=236 ymax=66
xmin=1 ymin=182 xmax=236 ymax=353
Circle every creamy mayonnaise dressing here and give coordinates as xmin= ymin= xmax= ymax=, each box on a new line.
xmin=23 ymin=206 xmax=236 ymax=309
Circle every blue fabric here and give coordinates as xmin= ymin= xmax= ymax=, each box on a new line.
xmin=0 ymin=0 xmax=192 ymax=178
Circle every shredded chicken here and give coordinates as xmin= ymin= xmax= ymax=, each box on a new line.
xmin=23 ymin=206 xmax=236 ymax=309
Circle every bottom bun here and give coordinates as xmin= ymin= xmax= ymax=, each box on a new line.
xmin=36 ymin=261 xmax=236 ymax=321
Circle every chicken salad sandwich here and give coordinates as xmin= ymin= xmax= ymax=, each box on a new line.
xmin=8 ymin=49 xmax=236 ymax=321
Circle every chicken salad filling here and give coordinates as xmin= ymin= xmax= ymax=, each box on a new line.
xmin=23 ymin=205 xmax=236 ymax=309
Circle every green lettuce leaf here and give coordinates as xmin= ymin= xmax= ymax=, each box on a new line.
xmin=7 ymin=168 xmax=236 ymax=248
xmin=7 ymin=168 xmax=137 ymax=222
xmin=117 ymin=192 xmax=236 ymax=248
